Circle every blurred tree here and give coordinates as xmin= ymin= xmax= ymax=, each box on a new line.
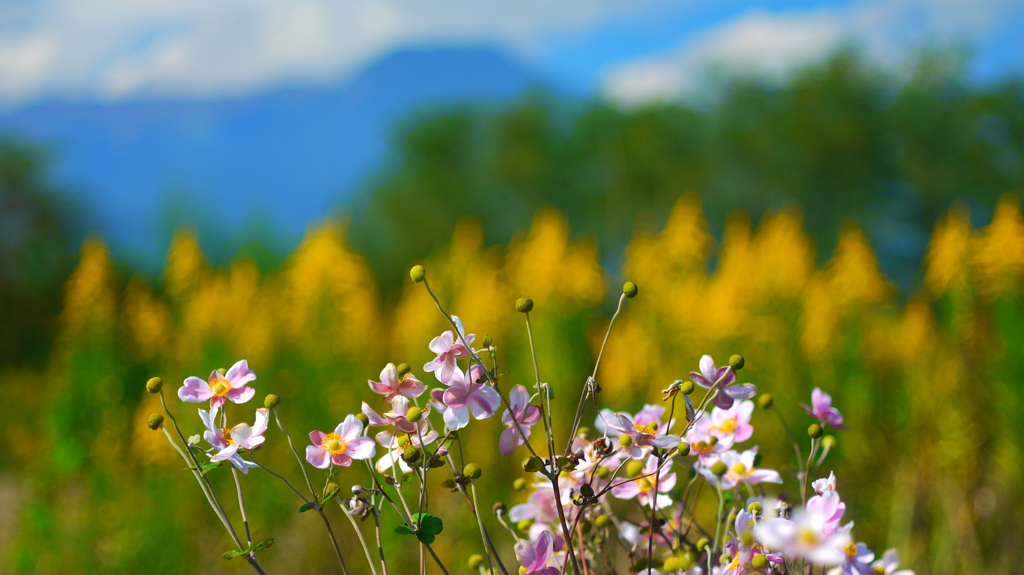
xmin=0 ymin=138 xmax=82 ymax=366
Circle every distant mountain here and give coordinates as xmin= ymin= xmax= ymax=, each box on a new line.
xmin=0 ymin=45 xmax=544 ymax=264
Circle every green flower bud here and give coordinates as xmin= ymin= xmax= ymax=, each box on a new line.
xmin=720 ymin=554 xmax=731 ymax=566
xmin=625 ymin=460 xmax=645 ymax=478
xmin=396 ymin=363 xmax=411 ymax=377
xmin=663 ymin=557 xmax=683 ymax=573
xmin=619 ymin=434 xmax=633 ymax=447
xmin=145 ymin=377 xmax=163 ymax=393
xmin=410 ymin=265 xmax=426 ymax=283
xmin=463 ymin=463 xmax=482 ymax=479
xmin=808 ymin=423 xmax=824 ymax=439
xmin=355 ymin=412 xmax=369 ymax=426
xmin=677 ymin=442 xmax=691 ymax=457
xmin=468 ymin=554 xmax=485 ymax=570
xmin=147 ymin=413 xmax=164 ymax=430
xmin=822 ymin=435 xmax=836 ymax=449
xmin=406 ymin=406 xmax=423 ymax=423
xmin=710 ymin=460 xmax=728 ymax=477
xmin=397 ymin=434 xmax=411 ymax=448
xmin=751 ymin=554 xmax=768 ymax=569
xmin=622 ymin=281 xmax=639 ymax=298
xmin=481 ymin=335 xmax=493 ymax=348
xmin=217 ymin=368 xmax=227 ymax=376
xmin=264 ymin=394 xmax=280 ymax=409
xmin=577 ymin=426 xmax=591 ymax=439
xmin=401 ymin=446 xmax=420 ymax=463
xmin=493 ymin=502 xmax=507 ymax=516
xmin=580 ymin=519 xmax=592 ymax=534
xmin=515 ymin=297 xmax=534 ymax=313
xmin=729 ymin=354 xmax=745 ymax=370
xmin=696 ymin=538 xmax=710 ymax=552
xmin=513 ymin=478 xmax=527 ymax=492
xmin=748 ymin=501 xmax=763 ymax=516
xmin=681 ymin=380 xmax=695 ymax=395
xmin=758 ymin=393 xmax=774 ymax=409
xmin=594 ymin=514 xmax=611 ymax=529
xmin=596 ymin=466 xmax=611 ymax=480
xmin=323 ymin=483 xmax=340 ymax=501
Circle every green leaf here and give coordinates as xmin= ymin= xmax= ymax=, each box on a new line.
xmin=298 ymin=502 xmax=317 ymax=513
xmin=420 ymin=515 xmax=443 ymax=536
xmin=524 ymin=456 xmax=545 ymax=472
xmin=253 ymin=538 xmax=275 ymax=552
xmin=223 ymin=547 xmax=252 ymax=560
xmin=394 ymin=525 xmax=415 ymax=536
xmin=416 ymin=531 xmax=436 ymax=545
xmin=580 ymin=484 xmax=594 ymax=498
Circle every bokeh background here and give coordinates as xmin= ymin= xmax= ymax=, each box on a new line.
xmin=2 ymin=1 xmax=1024 ymax=574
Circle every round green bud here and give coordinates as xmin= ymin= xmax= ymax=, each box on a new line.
xmin=696 ymin=538 xmax=710 ymax=552
xmin=516 ymin=519 xmax=534 ymax=532
xmin=748 ymin=501 xmax=763 ymax=516
xmin=729 ymin=354 xmax=745 ymax=370
xmin=355 ymin=412 xmax=369 ymax=426
xmin=396 ymin=363 xmax=411 ymax=377
xmin=681 ymin=380 xmax=695 ymax=395
xmin=594 ymin=514 xmax=611 ymax=529
xmin=463 ymin=463 xmax=482 ymax=479
xmin=677 ymin=442 xmax=691 ymax=457
xmin=625 ymin=460 xmax=645 ymax=478
xmin=580 ymin=519 xmax=592 ymax=534
xmin=217 ymin=368 xmax=227 ymax=376
xmin=596 ymin=466 xmax=611 ymax=480
xmin=663 ymin=557 xmax=683 ymax=573
xmin=147 ymin=413 xmax=164 ymax=430
xmin=622 ymin=281 xmax=639 ymax=298
xmin=493 ymin=502 xmax=507 ymax=516
xmin=468 ymin=554 xmax=485 ymax=570
xmin=513 ymin=478 xmax=527 ymax=492
xmin=751 ymin=554 xmax=768 ymax=569
xmin=710 ymin=460 xmax=728 ymax=477
xmin=577 ymin=426 xmax=591 ymax=439
xmin=406 ymin=406 xmax=423 ymax=423
xmin=719 ymin=554 xmax=731 ymax=566
xmin=758 ymin=393 xmax=774 ymax=409
xmin=145 ymin=377 xmax=163 ymax=393
xmin=481 ymin=335 xmax=493 ymax=348
xmin=401 ymin=446 xmax=420 ymax=463
xmin=515 ymin=297 xmax=534 ymax=313
xmin=410 ymin=265 xmax=426 ymax=283
xmin=808 ymin=423 xmax=824 ymax=439
xmin=264 ymin=393 xmax=280 ymax=409
xmin=619 ymin=434 xmax=633 ymax=447
xmin=822 ymin=435 xmax=837 ymax=449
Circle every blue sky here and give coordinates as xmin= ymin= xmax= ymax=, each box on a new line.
xmin=2 ymin=0 xmax=1022 ymax=109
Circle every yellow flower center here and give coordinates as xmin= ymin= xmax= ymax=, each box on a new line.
xmin=731 ymin=462 xmax=748 ymax=476
xmin=844 ymin=542 xmax=858 ymax=558
xmin=633 ymin=423 xmax=656 ymax=435
xmin=210 ymin=378 xmax=231 ymax=397
xmin=323 ymin=433 xmax=347 ymax=455
xmin=221 ymin=428 xmax=235 ymax=445
xmin=716 ymin=418 xmax=737 ymax=433
xmin=798 ymin=527 xmax=818 ymax=545
xmin=637 ymin=477 xmax=656 ymax=492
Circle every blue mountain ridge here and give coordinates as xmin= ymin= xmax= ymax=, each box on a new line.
xmin=0 ymin=45 xmax=544 ymax=263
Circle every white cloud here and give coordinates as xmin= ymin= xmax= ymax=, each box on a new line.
xmin=0 ymin=0 xmax=663 ymax=105
xmin=602 ymin=0 xmax=1022 ymax=104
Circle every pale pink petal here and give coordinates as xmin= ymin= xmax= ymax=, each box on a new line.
xmin=514 ymin=539 xmax=537 ymax=571
xmin=508 ymin=503 xmax=537 ymax=523
xmin=345 ymin=436 xmax=376 ymax=460
xmin=309 ymin=430 xmax=326 ymax=446
xmin=306 ymin=446 xmax=330 ymax=468
xmin=699 ymin=355 xmax=717 ymax=380
xmin=211 ymin=444 xmax=239 ymax=462
xmin=226 ymin=360 xmax=257 ymax=388
xmin=331 ymin=453 xmax=354 ymax=467
xmin=226 ymin=385 xmax=255 ymax=404
xmin=251 ymin=408 xmax=269 ymax=437
xmin=179 ymin=377 xmax=212 ymax=402
xmin=428 ymin=332 xmax=453 ymax=354
xmin=533 ymin=531 xmax=553 ymax=569
xmin=335 ymin=414 xmax=363 ymax=440
xmin=611 ymin=480 xmax=641 ymax=500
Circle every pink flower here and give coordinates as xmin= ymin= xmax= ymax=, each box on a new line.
xmin=179 ymin=359 xmax=257 ymax=407
xmin=700 ymin=447 xmax=782 ymax=490
xmin=602 ymin=411 xmax=680 ymax=459
xmin=368 ymin=363 xmax=425 ymax=403
xmin=374 ymin=423 xmax=438 ymax=475
xmin=807 ymin=489 xmax=846 ymax=536
xmin=441 ymin=365 xmax=501 ymax=430
xmin=685 ymin=420 xmax=734 ymax=464
xmin=610 ymin=456 xmax=676 ymax=509
xmin=306 ymin=415 xmax=376 ymax=469
xmin=514 ymin=531 xmax=559 ymax=575
xmin=500 ymin=385 xmax=542 ymax=456
xmin=872 ymin=549 xmax=914 ymax=575
xmin=830 ymin=542 xmax=874 ymax=575
xmin=708 ymin=400 xmax=755 ymax=444
xmin=362 ymin=396 xmax=432 ymax=434
xmin=509 ymin=485 xmax=560 ymax=527
xmin=689 ymin=355 xmax=757 ymax=409
xmin=423 ymin=316 xmax=475 ymax=384
xmin=755 ymin=503 xmax=852 ymax=565
xmin=198 ymin=406 xmax=267 ymax=473
xmin=802 ymin=388 xmax=846 ymax=429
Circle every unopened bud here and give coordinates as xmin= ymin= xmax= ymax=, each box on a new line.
xmin=663 ymin=557 xmax=683 ymax=573
xmin=217 ymin=368 xmax=227 ymax=376
xmin=596 ymin=466 xmax=611 ymax=479
xmin=577 ymin=426 xmax=590 ymax=439
xmin=619 ymin=434 xmax=632 ymax=447
xmin=481 ymin=335 xmax=493 ymax=348
xmin=515 ymin=297 xmax=534 ymax=313
xmin=681 ymin=380 xmax=695 ymax=395
xmin=396 ymin=363 xmax=411 ymax=377
xmin=696 ymin=538 xmax=710 ymax=552
xmin=147 ymin=413 xmax=164 ymax=430
xmin=401 ymin=446 xmax=420 ymax=463
xmin=463 ymin=463 xmax=482 ymax=479
xmin=513 ymin=478 xmax=527 ymax=492
xmin=410 ymin=265 xmax=426 ymax=283
xmin=710 ymin=460 xmax=728 ymax=477
xmin=758 ymin=394 xmax=774 ymax=409
xmin=822 ymin=435 xmax=836 ymax=449
xmin=729 ymin=354 xmax=745 ymax=370
xmin=595 ymin=514 xmax=611 ymax=529
xmin=492 ymin=502 xmax=507 ymax=516
xmin=323 ymin=483 xmax=340 ymax=501
xmin=625 ymin=460 xmax=645 ymax=478
xmin=720 ymin=554 xmax=731 ymax=566
xmin=748 ymin=501 xmax=763 ymax=516
xmin=351 ymin=485 xmax=365 ymax=496
xmin=751 ymin=554 xmax=768 ymax=569
xmin=406 ymin=406 xmax=423 ymax=423
xmin=468 ymin=554 xmax=485 ymax=570
xmin=355 ymin=412 xmax=369 ymax=425
xmin=622 ymin=281 xmax=639 ymax=298
xmin=145 ymin=377 xmax=163 ymax=393
xmin=677 ymin=442 xmax=690 ymax=457
xmin=264 ymin=393 xmax=280 ymax=409
xmin=808 ymin=423 xmax=823 ymax=439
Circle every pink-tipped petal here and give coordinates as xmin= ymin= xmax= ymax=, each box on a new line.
xmin=179 ymin=377 xmax=213 ymax=402
xmin=335 ymin=414 xmax=363 ymax=440
xmin=309 ymin=430 xmax=326 ymax=446
xmin=226 ymin=385 xmax=255 ymax=404
xmin=306 ymin=445 xmax=330 ymax=468
xmin=331 ymin=453 xmax=354 ymax=467
xmin=345 ymin=436 xmax=377 ymax=460
xmin=226 ymin=360 xmax=257 ymax=388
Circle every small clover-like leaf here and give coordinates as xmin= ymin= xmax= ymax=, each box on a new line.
xmin=253 ymin=538 xmax=275 ymax=552
xmin=416 ymin=531 xmax=436 ymax=545
xmin=419 ymin=514 xmax=443 ymax=536
xmin=394 ymin=525 xmax=415 ymax=536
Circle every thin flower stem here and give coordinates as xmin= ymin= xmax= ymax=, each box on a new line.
xmin=231 ymin=468 xmax=254 ymax=554
xmin=647 ymin=449 xmax=664 ymax=571
xmin=711 ymin=484 xmax=726 ymax=571
xmin=366 ymin=466 xmax=450 ymax=575
xmin=468 ymin=483 xmax=509 ymax=575
xmin=774 ymin=409 xmax=806 ymax=504
xmin=271 ymin=407 xmax=318 ymax=497
xmin=246 ymin=456 xmax=312 ymax=504
xmin=337 ymin=499 xmax=379 ymax=575
xmin=801 ymin=437 xmax=820 ymax=504
xmin=371 ymin=509 xmax=390 ymax=575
